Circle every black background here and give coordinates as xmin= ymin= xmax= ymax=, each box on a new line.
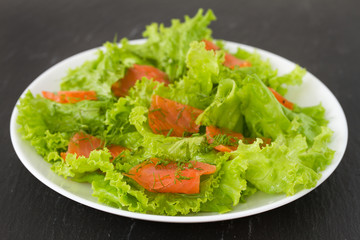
xmin=1 ymin=0 xmax=359 ymax=239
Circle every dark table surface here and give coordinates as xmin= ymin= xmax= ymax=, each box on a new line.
xmin=1 ymin=0 xmax=359 ymax=239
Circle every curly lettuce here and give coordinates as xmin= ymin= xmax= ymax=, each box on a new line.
xmin=15 ymin=8 xmax=335 ymax=216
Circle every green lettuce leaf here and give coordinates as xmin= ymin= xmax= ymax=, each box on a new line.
xmin=285 ymin=104 xmax=330 ymax=145
xmin=196 ymin=78 xmax=244 ymax=133
xmin=229 ymin=47 xmax=278 ymax=85
xmin=61 ymin=39 xmax=150 ymax=99
xmin=268 ymin=65 xmax=306 ymax=95
xmin=295 ymin=103 xmax=328 ymax=127
xmin=153 ymin=40 xmax=222 ymax=109
xmin=299 ymin=126 xmax=335 ymax=172
xmin=136 ymin=9 xmax=216 ymax=81
xmin=127 ymin=78 xmax=164 ymax=108
xmin=104 ymin=97 xmax=142 ymax=148
xmin=201 ymin=153 xmax=247 ymax=213
xmin=183 ymin=41 xmax=222 ymax=95
xmin=239 ymin=183 xmax=257 ymax=203
xmin=17 ymin=91 xmax=111 ymax=136
xmin=15 ymin=9 xmax=336 ymax=216
xmin=231 ymin=47 xmax=305 ymax=95
xmin=126 ymin=41 xmax=222 ymax=110
xmin=240 ymin=76 xmax=291 ymax=138
xmin=233 ymin=136 xmax=321 ymax=195
xmin=89 ymin=167 xmax=222 ymax=215
xmin=52 ymin=149 xmax=113 ymax=178
xmin=66 ymin=158 xmax=217 ymax=215
xmin=92 ymin=170 xmax=154 ymax=213
xmin=17 ymin=93 xmax=70 ymax=157
xmin=129 ymin=105 xmax=219 ymax=162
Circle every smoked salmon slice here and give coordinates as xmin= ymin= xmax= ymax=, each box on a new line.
xmin=42 ymin=91 xmax=97 ymax=104
xmin=223 ymin=53 xmax=252 ymax=69
xmin=268 ymin=87 xmax=294 ymax=110
xmin=111 ymin=64 xmax=170 ymax=97
xmin=206 ymin=126 xmax=271 ymax=152
xmin=107 ymin=145 xmax=128 ymax=160
xmin=206 ymin=126 xmax=244 ymax=152
xmin=148 ymin=95 xmax=204 ymax=137
xmin=124 ymin=158 xmax=216 ymax=194
xmin=61 ymin=132 xmax=104 ymax=159
xmin=61 ymin=132 xmax=127 ymax=160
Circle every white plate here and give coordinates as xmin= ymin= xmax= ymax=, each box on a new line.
xmin=10 ymin=39 xmax=348 ymax=223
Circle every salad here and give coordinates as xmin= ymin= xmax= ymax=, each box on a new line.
xmin=16 ymin=9 xmax=334 ymax=215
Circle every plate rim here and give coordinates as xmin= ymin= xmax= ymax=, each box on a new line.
xmin=10 ymin=39 xmax=348 ymax=223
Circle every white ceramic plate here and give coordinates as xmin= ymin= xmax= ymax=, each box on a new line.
xmin=10 ymin=39 xmax=348 ymax=223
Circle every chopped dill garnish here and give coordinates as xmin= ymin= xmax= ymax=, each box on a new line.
xmin=177 ymin=175 xmax=192 ymax=180
xmin=166 ymin=128 xmax=174 ymax=137
xmin=158 ymin=173 xmax=164 ymax=187
xmin=157 ymin=108 xmax=166 ymax=118
xmin=199 ymin=137 xmax=213 ymax=153
xmin=182 ymin=131 xmax=192 ymax=137
xmin=135 ymin=165 xmax=142 ymax=173
xmin=155 ymin=158 xmax=171 ymax=167
xmin=187 ymin=161 xmax=194 ymax=168
xmin=175 ymin=107 xmax=186 ymax=123
xmin=149 ymin=108 xmax=162 ymax=113
xmin=189 ymin=109 xmax=197 ymax=121
xmin=212 ymin=134 xmax=238 ymax=147
xmin=175 ymin=168 xmax=193 ymax=182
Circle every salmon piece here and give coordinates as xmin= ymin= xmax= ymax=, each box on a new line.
xmin=111 ymin=64 xmax=170 ymax=97
xmin=214 ymin=145 xmax=234 ymax=153
xmin=268 ymin=87 xmax=294 ymax=110
xmin=42 ymin=91 xmax=61 ymax=102
xmin=42 ymin=91 xmax=97 ymax=103
xmin=202 ymin=40 xmax=251 ymax=69
xmin=206 ymin=126 xmax=244 ymax=152
xmin=61 ymin=132 xmax=104 ymax=159
xmin=148 ymin=95 xmax=204 ymax=137
xmin=202 ymin=39 xmax=220 ymax=51
xmin=61 ymin=132 xmax=128 ymax=161
xmin=223 ymin=53 xmax=252 ymax=69
xmin=206 ymin=126 xmax=271 ymax=152
xmin=107 ymin=145 xmax=128 ymax=160
xmin=124 ymin=158 xmax=216 ymax=194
